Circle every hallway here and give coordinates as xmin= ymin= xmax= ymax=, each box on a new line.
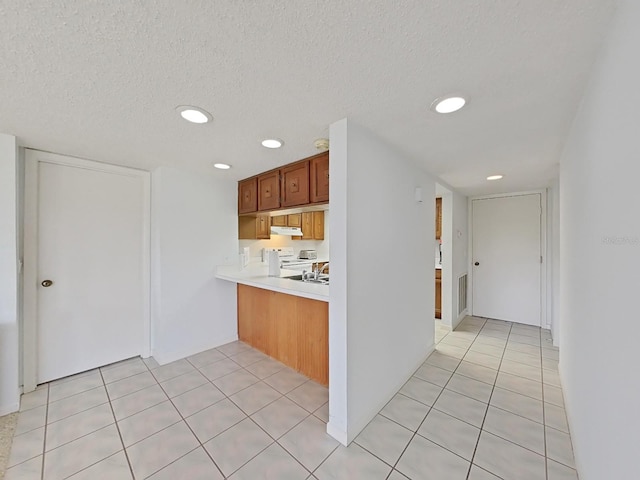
xmin=5 ymin=316 xmax=574 ymax=479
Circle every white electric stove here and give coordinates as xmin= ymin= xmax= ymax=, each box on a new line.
xmin=262 ymin=247 xmax=318 ymax=271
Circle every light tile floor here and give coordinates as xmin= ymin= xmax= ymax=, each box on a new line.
xmin=6 ymin=316 xmax=576 ymax=479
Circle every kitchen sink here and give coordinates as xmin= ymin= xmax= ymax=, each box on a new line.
xmin=284 ymin=274 xmax=329 ymax=285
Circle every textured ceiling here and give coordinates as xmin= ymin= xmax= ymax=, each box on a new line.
xmin=0 ymin=0 xmax=616 ymax=195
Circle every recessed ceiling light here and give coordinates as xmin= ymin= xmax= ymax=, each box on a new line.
xmin=487 ymin=174 xmax=504 ymax=181
xmin=431 ymin=96 xmax=466 ymax=114
xmin=176 ymin=105 xmax=212 ymax=124
xmin=214 ymin=163 xmax=231 ymax=170
xmin=261 ymin=138 xmax=283 ymax=149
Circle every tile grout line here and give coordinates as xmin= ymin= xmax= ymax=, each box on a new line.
xmin=40 ymin=383 xmax=50 ymax=480
xmin=464 ymin=318 xmax=511 ymax=480
xmin=219 ymin=369 xmax=321 ymax=476
xmin=98 ymin=367 xmax=137 ymax=480
xmin=147 ymin=357 xmax=229 ymax=479
xmin=131 ymin=357 xmax=216 ymax=478
xmin=228 ymin=365 xmax=329 ymax=477
xmin=42 ymin=375 xmax=139 ymax=478
xmin=152 ymin=346 xmax=322 ymax=479
xmin=209 ymin=351 xmax=334 ymax=479
xmin=16 ymin=343 xmax=321 ymax=480
xmin=379 ymin=318 xmax=487 ymax=479
xmin=540 ymin=327 xmax=549 ymax=480
xmin=19 ymin=334 xmax=565 ymax=479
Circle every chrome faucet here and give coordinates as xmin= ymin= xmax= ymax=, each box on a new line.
xmin=314 ymin=262 xmax=329 ymax=280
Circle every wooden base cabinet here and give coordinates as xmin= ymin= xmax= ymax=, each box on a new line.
xmin=237 ymin=284 xmax=328 ymax=385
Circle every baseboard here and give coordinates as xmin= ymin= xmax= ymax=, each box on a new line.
xmin=336 ymin=343 xmax=436 ymax=445
xmin=0 ymin=402 xmax=20 ymax=417
xmin=152 ymin=335 xmax=239 ymax=366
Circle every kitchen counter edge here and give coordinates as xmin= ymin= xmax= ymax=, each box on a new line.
xmin=215 ymin=264 xmax=329 ymax=303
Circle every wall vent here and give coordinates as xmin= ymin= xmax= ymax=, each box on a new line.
xmin=458 ymin=274 xmax=468 ymax=315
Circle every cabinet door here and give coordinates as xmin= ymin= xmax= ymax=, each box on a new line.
xmin=256 ymin=214 xmax=271 ymax=239
xmin=238 ymin=178 xmax=257 ymax=214
xmin=274 ymin=292 xmax=298 ymax=367
xmin=287 ymin=214 xmax=302 ymax=227
xmin=271 ymin=215 xmax=287 ymax=227
xmin=258 ymin=170 xmax=280 ymax=211
xmin=299 ymin=212 xmax=314 ymax=239
xmin=296 ymin=297 xmax=328 ymax=385
xmin=436 ymin=197 xmax=442 ymax=240
xmin=281 ymin=161 xmax=309 ymax=207
xmin=310 ymin=152 xmax=329 ymax=203
xmin=312 ymin=211 xmax=324 ymax=240
xmin=239 ymin=215 xmax=269 ymax=240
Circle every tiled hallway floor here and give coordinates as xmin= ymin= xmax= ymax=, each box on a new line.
xmin=5 ymin=316 xmax=576 ymax=479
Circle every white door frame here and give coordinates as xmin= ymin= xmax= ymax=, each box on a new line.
xmin=23 ymin=150 xmax=151 ymax=392
xmin=467 ymin=189 xmax=547 ymax=328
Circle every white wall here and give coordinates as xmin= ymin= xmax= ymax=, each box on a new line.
xmin=559 ymin=1 xmax=640 ymax=478
xmin=451 ymin=190 xmax=469 ymax=328
xmin=152 ymin=166 xmax=239 ymax=364
xmin=328 ymin=119 xmax=435 ymax=444
xmin=0 ymin=134 xmax=19 ymax=415
xmin=547 ymin=182 xmax=560 ymax=343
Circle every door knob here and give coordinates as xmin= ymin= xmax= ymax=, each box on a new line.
xmin=41 ymin=280 xmax=53 ymax=287
xmin=474 ymin=262 xmax=480 ymax=266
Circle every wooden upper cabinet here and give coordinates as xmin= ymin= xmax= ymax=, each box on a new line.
xmin=238 ymin=178 xmax=257 ymax=214
xmin=256 ymin=214 xmax=270 ymax=239
xmin=293 ymin=211 xmax=324 ymax=240
xmin=271 ymin=214 xmax=302 ymax=227
xmin=312 ymin=211 xmax=324 ymax=240
xmin=309 ymin=152 xmax=329 ymax=203
xmin=271 ymin=215 xmax=287 ymax=227
xmin=287 ymin=213 xmax=302 ymax=227
xmin=299 ymin=212 xmax=314 ymax=240
xmin=238 ymin=151 xmax=329 ymax=216
xmin=435 ymin=197 xmax=443 ymax=240
xmin=281 ymin=161 xmax=310 ymax=208
xmin=258 ymin=170 xmax=281 ymax=211
xmin=239 ymin=214 xmax=271 ymax=239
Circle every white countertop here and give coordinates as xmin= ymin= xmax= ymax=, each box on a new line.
xmin=215 ymin=263 xmax=329 ymax=302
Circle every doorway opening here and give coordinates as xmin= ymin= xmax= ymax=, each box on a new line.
xmin=435 ymin=183 xmax=453 ymax=332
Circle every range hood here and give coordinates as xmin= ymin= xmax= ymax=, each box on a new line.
xmin=270 ymin=226 xmax=303 ymax=236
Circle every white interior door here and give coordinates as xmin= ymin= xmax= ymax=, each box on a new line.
xmin=472 ymin=194 xmax=541 ymax=326
xmin=26 ymin=151 xmax=150 ymax=384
